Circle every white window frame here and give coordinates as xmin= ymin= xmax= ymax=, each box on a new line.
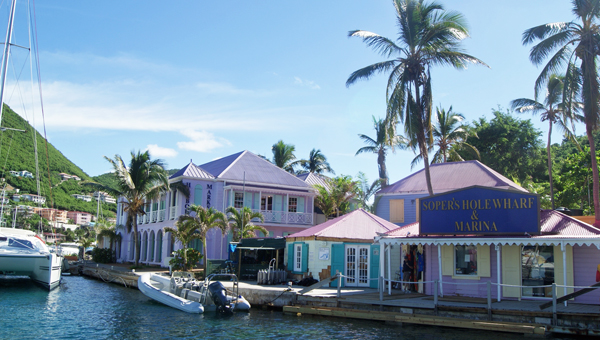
xmin=288 ymin=197 xmax=298 ymax=213
xmin=294 ymin=244 xmax=302 ymax=272
xmin=234 ymin=192 xmax=244 ymax=208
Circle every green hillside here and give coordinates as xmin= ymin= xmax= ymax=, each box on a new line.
xmin=0 ymin=104 xmax=116 ymax=217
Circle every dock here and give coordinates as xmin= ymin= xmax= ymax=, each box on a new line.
xmin=77 ymin=263 xmax=600 ymax=337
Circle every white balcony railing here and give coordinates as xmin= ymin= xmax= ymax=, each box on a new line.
xmin=158 ymin=209 xmax=165 ymax=222
xmin=151 ymin=211 xmax=158 ymax=223
xmin=235 ymin=209 xmax=312 ymax=225
xmin=169 ymin=206 xmax=177 ymax=220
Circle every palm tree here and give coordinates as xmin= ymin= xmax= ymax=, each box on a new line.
xmin=272 ymin=140 xmax=299 ymax=174
xmin=298 ymin=149 xmax=335 ymax=175
xmin=412 ymin=106 xmax=479 ymax=167
xmin=347 ymin=0 xmax=487 ymax=195
xmin=97 ymin=223 xmax=123 ymax=260
xmin=522 ymin=2 xmax=600 ymax=222
xmin=226 ymin=206 xmax=267 ymax=242
xmin=170 ymin=205 xmax=228 ymax=274
xmin=104 ymin=150 xmax=173 ymax=266
xmin=314 ymin=175 xmax=360 ymax=218
xmin=355 ymin=116 xmax=406 ymax=187
xmin=164 ymin=219 xmax=202 ymax=272
xmin=511 ymin=74 xmax=581 ymax=210
xmin=356 ymin=172 xmax=382 ymax=213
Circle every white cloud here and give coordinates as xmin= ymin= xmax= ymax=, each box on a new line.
xmin=176 ymin=129 xmax=230 ymax=153
xmin=294 ymin=77 xmax=320 ymax=90
xmin=145 ymin=144 xmax=178 ymax=158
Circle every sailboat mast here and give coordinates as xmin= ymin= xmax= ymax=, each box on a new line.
xmin=0 ymin=0 xmax=17 ymax=123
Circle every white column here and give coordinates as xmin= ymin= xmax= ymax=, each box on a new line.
xmin=437 ymin=244 xmax=443 ymax=297
xmin=562 ymin=241 xmax=567 ymax=304
xmin=496 ymin=244 xmax=501 ymax=302
xmin=387 ymin=243 xmax=392 ymax=295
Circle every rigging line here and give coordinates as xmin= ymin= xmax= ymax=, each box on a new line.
xmin=31 ymin=0 xmax=55 ymax=240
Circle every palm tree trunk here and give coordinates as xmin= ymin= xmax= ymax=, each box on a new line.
xmin=134 ymin=222 xmax=140 ymax=266
xmin=378 ymin=149 xmax=388 ymax=187
xmin=203 ymin=238 xmax=208 ymax=278
xmin=547 ymin=121 xmax=555 ymax=209
xmin=586 ymin=125 xmax=600 ymax=226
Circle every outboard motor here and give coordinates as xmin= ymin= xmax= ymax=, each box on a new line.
xmin=208 ymin=281 xmax=233 ymax=314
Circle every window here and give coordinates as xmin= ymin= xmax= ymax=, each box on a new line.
xmin=455 ymin=245 xmax=477 ymax=276
xmin=261 ymin=196 xmax=273 ymax=211
xmin=234 ymin=192 xmax=244 ymax=208
xmin=522 ymin=245 xmax=554 ymax=297
xmin=294 ymin=244 xmax=302 ymax=272
xmin=288 ymin=197 xmax=298 ymax=212
xmin=389 ymin=199 xmax=405 ymax=223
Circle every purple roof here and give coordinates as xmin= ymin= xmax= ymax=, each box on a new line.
xmin=379 ymin=160 xmax=525 ymax=195
xmin=288 ymin=208 xmax=396 ymax=240
xmin=297 ymin=172 xmax=330 ymax=189
xmin=384 ymin=210 xmax=600 ymax=238
xmin=199 ymin=150 xmax=311 ymax=188
xmin=170 ymin=161 xmax=215 ymax=180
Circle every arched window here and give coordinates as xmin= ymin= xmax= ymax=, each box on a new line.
xmin=142 ymin=231 xmax=148 ymax=261
xmin=156 ymin=230 xmax=163 ymax=263
xmin=149 ymin=231 xmax=155 ymax=262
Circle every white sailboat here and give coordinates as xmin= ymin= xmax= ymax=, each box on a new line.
xmin=0 ymin=0 xmax=62 ymax=290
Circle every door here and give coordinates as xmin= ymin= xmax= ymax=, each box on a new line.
xmin=345 ymin=245 xmax=370 ymax=287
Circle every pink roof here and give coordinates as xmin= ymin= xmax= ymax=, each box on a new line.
xmin=379 ymin=160 xmax=525 ymax=195
xmin=384 ymin=210 xmax=600 ymax=238
xmin=287 ymin=208 xmax=396 ymax=240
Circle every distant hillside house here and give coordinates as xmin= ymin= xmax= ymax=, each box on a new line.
xmin=43 ymin=232 xmax=65 ymax=243
xmin=60 ymin=173 xmax=81 ymax=181
xmin=67 ymin=211 xmax=92 ymax=225
xmin=72 ymin=194 xmax=92 ymax=202
xmin=93 ymin=191 xmax=116 ymax=204
xmin=116 ymin=150 xmax=318 ymax=268
xmin=10 ymin=170 xmax=34 ymax=179
xmin=13 ymin=193 xmax=46 ymax=205
xmin=35 ymin=208 xmax=68 ymax=223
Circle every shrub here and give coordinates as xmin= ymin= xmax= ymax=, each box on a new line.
xmin=92 ymin=248 xmax=115 ymax=263
xmin=169 ymin=248 xmax=203 ymax=271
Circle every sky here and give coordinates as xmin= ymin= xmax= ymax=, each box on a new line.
xmin=0 ymin=1 xmax=580 ymax=186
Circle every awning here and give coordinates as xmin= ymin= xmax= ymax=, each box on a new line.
xmin=231 ymin=237 xmax=286 ymax=250
xmin=377 ymin=236 xmax=600 ymax=249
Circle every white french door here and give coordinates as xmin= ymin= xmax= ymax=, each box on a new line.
xmin=345 ymin=245 xmax=370 ymax=287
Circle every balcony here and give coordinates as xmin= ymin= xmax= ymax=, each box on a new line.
xmin=169 ymin=206 xmax=177 ymax=220
xmin=158 ymin=210 xmax=165 ymax=222
xmin=151 ymin=211 xmax=158 ymax=223
xmin=235 ymin=209 xmax=312 ymax=225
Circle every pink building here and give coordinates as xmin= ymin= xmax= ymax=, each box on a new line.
xmin=67 ymin=211 xmax=92 ymax=225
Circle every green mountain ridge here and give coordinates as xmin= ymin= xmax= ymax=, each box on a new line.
xmin=0 ymin=104 xmax=116 ymax=217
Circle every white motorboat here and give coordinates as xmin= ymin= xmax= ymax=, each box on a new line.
xmin=0 ymin=227 xmax=62 ymax=289
xmin=57 ymin=243 xmax=81 ymax=258
xmin=138 ymin=272 xmax=251 ymax=314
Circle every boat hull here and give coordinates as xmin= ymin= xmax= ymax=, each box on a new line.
xmin=0 ymin=249 xmax=62 ymax=290
xmin=138 ymin=273 xmax=204 ymax=313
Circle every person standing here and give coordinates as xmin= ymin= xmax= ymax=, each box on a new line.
xmin=402 ymin=254 xmax=413 ymax=292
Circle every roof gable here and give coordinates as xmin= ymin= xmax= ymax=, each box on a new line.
xmin=200 ymin=151 xmax=311 ymax=188
xmin=288 ymin=208 xmax=395 ymax=240
xmin=170 ymin=161 xmax=215 ymax=180
xmin=379 ymin=160 xmax=525 ymax=195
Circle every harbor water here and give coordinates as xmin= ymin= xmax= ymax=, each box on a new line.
xmin=0 ymin=276 xmax=558 ymax=339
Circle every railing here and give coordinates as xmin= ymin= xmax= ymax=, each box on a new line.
xmin=169 ymin=206 xmax=177 ymax=220
xmin=256 ymin=209 xmax=312 ymax=225
xmin=380 ymin=276 xmax=600 ymax=326
xmin=151 ymin=211 xmax=158 ymax=223
xmin=158 ymin=209 xmax=165 ymax=222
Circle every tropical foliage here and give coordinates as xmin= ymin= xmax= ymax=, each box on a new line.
xmin=511 ymin=74 xmax=581 ymax=209
xmin=355 ymin=172 xmax=382 ymax=213
xmin=298 ymin=149 xmax=334 ymax=175
xmin=355 ymin=116 xmax=406 ymax=187
xmin=226 ymin=206 xmax=267 ymax=241
xmin=522 ymin=0 xmax=600 ymax=224
xmin=271 ymin=140 xmax=299 ymax=173
xmin=314 ymin=175 xmax=360 ymax=218
xmin=170 ymin=205 xmax=228 ymax=274
xmin=347 ymin=0 xmax=487 ymax=195
xmin=103 ymin=151 xmax=173 ymax=266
